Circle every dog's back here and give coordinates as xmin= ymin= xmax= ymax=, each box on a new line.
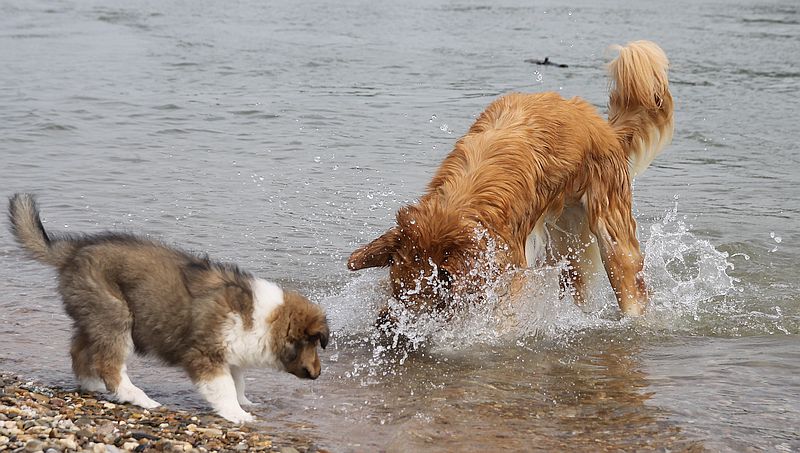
xmin=426 ymin=92 xmax=621 ymax=228
xmin=8 ymin=194 xmax=252 ymax=357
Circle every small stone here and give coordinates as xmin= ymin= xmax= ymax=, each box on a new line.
xmin=0 ymin=435 xmax=9 ymax=444
xmin=279 ymin=447 xmax=299 ymax=453
xmin=96 ymin=421 xmax=115 ymax=436
xmin=49 ymin=399 xmax=64 ymax=408
xmin=248 ymin=440 xmax=273 ymax=451
xmin=24 ymin=439 xmax=45 ymax=452
xmin=103 ymin=403 xmax=116 ymax=410
xmin=225 ymin=431 xmax=244 ymax=440
xmin=75 ymin=417 xmax=94 ymax=427
xmin=100 ymin=443 xmax=122 ymax=453
xmin=196 ymin=427 xmax=223 ymax=438
xmin=25 ymin=425 xmax=51 ymax=436
xmin=121 ymin=441 xmax=139 ymax=451
xmin=174 ymin=441 xmax=193 ymax=451
xmin=56 ymin=419 xmax=75 ymax=430
xmin=29 ymin=393 xmax=48 ymax=404
xmin=129 ymin=432 xmax=158 ymax=442
xmin=57 ymin=435 xmax=79 ymax=450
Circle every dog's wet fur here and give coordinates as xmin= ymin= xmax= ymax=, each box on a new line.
xmin=8 ymin=194 xmax=328 ymax=423
xmin=349 ymin=41 xmax=674 ymax=319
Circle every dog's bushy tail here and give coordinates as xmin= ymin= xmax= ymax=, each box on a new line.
xmin=8 ymin=193 xmax=76 ymax=268
xmin=607 ymin=40 xmax=674 ymax=178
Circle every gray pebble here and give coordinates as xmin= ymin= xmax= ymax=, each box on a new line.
xmin=24 ymin=439 xmax=45 ymax=452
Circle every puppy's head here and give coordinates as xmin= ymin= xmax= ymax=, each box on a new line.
xmin=348 ymin=203 xmax=505 ymax=314
xmin=268 ymin=291 xmax=329 ymax=380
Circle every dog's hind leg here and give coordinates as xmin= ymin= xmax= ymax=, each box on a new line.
xmin=61 ymin=266 xmax=160 ymax=408
xmin=585 ymin=171 xmax=648 ymax=316
xmin=71 ymin=329 xmax=106 ymax=392
xmin=550 ymin=205 xmax=605 ymax=306
xmin=89 ymin=335 xmax=161 ymax=408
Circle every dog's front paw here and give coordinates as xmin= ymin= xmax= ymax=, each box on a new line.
xmin=219 ymin=409 xmax=255 ymax=424
xmin=238 ymin=395 xmax=255 ymax=406
xmin=137 ymin=397 xmax=162 ymax=409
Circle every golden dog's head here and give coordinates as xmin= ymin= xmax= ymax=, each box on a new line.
xmin=348 ymin=203 xmax=511 ymax=315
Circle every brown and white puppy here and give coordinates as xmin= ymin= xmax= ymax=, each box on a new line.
xmin=349 ymin=41 xmax=673 ymax=317
xmin=8 ymin=194 xmax=329 ymax=423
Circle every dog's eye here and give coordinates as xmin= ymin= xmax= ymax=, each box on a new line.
xmin=283 ymin=343 xmax=299 ymax=362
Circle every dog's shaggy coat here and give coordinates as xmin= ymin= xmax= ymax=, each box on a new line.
xmin=8 ymin=194 xmax=329 ymax=423
xmin=349 ymin=41 xmax=673 ymax=317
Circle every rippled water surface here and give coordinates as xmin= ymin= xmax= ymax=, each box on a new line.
xmin=1 ymin=0 xmax=798 ymax=451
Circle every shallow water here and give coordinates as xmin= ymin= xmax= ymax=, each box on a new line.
xmin=1 ymin=0 xmax=799 ymax=451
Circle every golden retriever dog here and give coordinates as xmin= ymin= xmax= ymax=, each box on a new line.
xmin=9 ymin=194 xmax=329 ymax=423
xmin=348 ymin=41 xmax=673 ymax=318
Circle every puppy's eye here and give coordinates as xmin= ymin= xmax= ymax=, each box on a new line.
xmin=283 ymin=344 xmax=299 ymax=362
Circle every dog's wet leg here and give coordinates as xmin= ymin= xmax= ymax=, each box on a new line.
xmin=62 ymin=267 xmax=161 ymax=408
xmin=71 ymin=329 xmax=106 ymax=392
xmin=230 ymin=365 xmax=253 ymax=406
xmin=90 ymin=335 xmax=160 ymax=408
xmin=586 ymin=179 xmax=648 ymax=316
xmin=191 ymin=365 xmax=254 ymax=423
xmin=550 ymin=205 xmax=605 ymax=307
xmin=111 ymin=363 xmax=161 ymax=409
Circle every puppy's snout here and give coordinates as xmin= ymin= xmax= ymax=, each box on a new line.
xmin=304 ymin=366 xmax=320 ymax=380
xmin=305 ymin=358 xmax=321 ymax=380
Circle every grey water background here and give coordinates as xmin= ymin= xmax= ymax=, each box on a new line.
xmin=1 ymin=0 xmax=798 ymax=451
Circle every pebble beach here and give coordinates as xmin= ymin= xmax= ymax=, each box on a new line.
xmin=0 ymin=373 xmax=324 ymax=453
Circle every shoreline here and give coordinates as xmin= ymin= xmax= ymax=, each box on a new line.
xmin=0 ymin=372 xmax=325 ymax=453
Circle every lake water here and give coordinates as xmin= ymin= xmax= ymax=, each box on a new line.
xmin=1 ymin=0 xmax=798 ymax=451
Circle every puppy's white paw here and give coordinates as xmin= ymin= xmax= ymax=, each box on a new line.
xmin=78 ymin=377 xmax=107 ymax=393
xmin=137 ymin=397 xmax=162 ymax=409
xmin=115 ymin=385 xmax=161 ymax=409
xmin=219 ymin=408 xmax=255 ymax=424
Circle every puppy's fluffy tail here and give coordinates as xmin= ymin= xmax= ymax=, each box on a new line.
xmin=607 ymin=40 xmax=674 ymax=178
xmin=8 ymin=194 xmax=76 ymax=268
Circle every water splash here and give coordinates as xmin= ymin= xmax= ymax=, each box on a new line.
xmin=324 ymin=204 xmax=747 ymax=379
xmin=643 ymin=203 xmax=736 ymax=319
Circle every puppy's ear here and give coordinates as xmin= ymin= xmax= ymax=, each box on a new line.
xmin=348 ymin=228 xmax=400 ymax=270
xmin=306 ymin=314 xmax=330 ymax=349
